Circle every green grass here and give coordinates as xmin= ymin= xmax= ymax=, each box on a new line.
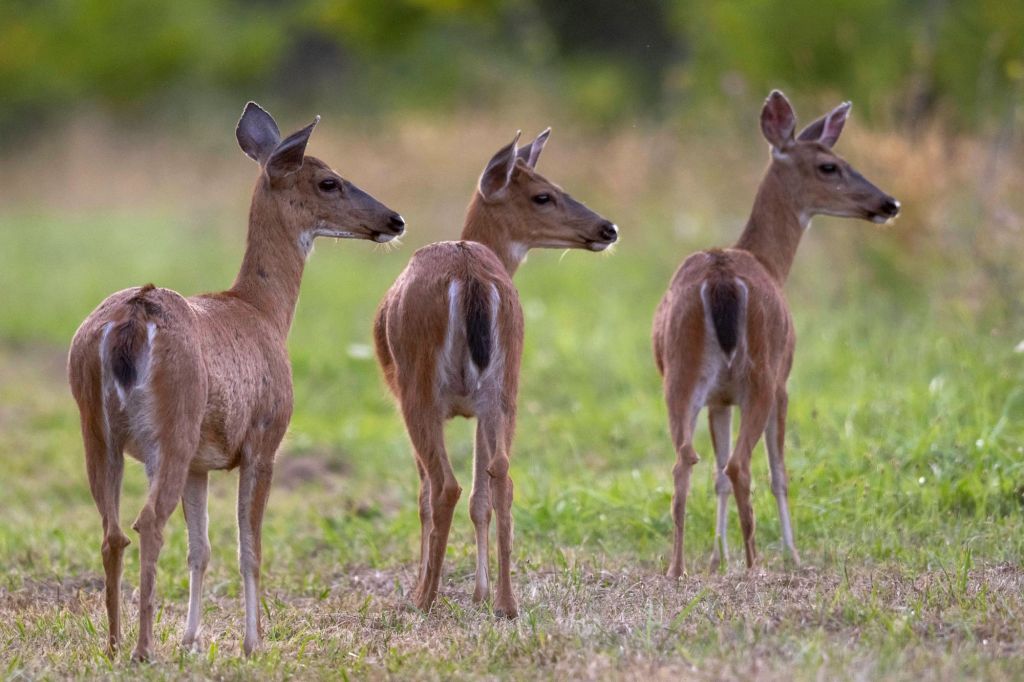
xmin=1 ymin=202 xmax=1022 ymax=680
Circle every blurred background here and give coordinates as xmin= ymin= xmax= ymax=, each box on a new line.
xmin=1 ymin=0 xmax=1022 ymax=317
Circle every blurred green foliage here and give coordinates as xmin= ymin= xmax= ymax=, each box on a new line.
xmin=0 ymin=0 xmax=1021 ymax=130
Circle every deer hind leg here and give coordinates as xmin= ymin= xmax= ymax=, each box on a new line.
xmin=237 ymin=453 xmax=275 ymax=657
xmin=664 ymin=364 xmax=705 ymax=579
xmin=404 ymin=408 xmax=461 ymax=612
xmin=131 ymin=437 xmax=196 ymax=662
xmin=708 ymin=405 xmax=732 ymax=572
xmin=181 ymin=470 xmax=210 ymax=651
xmin=725 ymin=386 xmax=773 ymax=569
xmin=489 ymin=411 xmax=517 ymax=618
xmin=82 ymin=411 xmax=130 ymax=657
xmin=470 ymin=418 xmax=497 ymax=605
xmin=413 ymin=459 xmax=431 ymax=601
xmin=765 ymin=389 xmax=800 ymax=566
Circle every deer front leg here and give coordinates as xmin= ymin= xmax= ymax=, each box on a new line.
xmin=181 ymin=470 xmax=210 ymax=651
xmin=726 ymin=388 xmax=773 ymax=569
xmin=708 ymin=405 xmax=732 ymax=572
xmin=765 ymin=389 xmax=800 ymax=565
xmin=470 ymin=419 xmax=497 ymax=604
xmin=237 ymin=455 xmax=274 ymax=657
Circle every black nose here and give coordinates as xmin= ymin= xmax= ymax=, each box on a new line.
xmin=598 ymin=221 xmax=618 ymax=243
xmin=387 ymin=213 xmax=406 ymax=234
xmin=880 ymin=198 xmax=901 ymax=217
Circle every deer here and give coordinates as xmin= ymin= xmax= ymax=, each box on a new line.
xmin=373 ymin=129 xmax=618 ymax=617
xmin=67 ymin=102 xmax=405 ymax=661
xmin=652 ymin=90 xmax=900 ymax=578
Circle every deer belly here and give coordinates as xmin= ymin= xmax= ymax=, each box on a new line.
xmin=191 ymin=438 xmax=239 ymax=471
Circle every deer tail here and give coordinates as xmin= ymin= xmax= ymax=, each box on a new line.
xmin=105 ymin=284 xmax=157 ymax=392
xmin=464 ymin=277 xmax=494 ymax=371
xmin=700 ymin=277 xmax=748 ymax=366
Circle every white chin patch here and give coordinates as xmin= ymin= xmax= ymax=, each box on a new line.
xmin=373 ymin=232 xmax=396 ymax=243
xmin=588 ymin=241 xmax=612 ymax=252
xmin=871 ymin=215 xmax=890 ymax=224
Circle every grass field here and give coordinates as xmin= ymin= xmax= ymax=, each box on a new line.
xmin=1 ymin=116 xmax=1023 ymax=680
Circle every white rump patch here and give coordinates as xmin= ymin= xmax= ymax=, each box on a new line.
xmin=437 ymin=280 xmax=461 ymax=392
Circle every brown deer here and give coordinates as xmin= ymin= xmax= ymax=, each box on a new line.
xmin=652 ymin=90 xmax=900 ymax=577
xmin=67 ymin=102 xmax=405 ymax=661
xmin=374 ymin=130 xmax=618 ymax=617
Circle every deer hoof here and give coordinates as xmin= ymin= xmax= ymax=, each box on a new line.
xmin=493 ymin=595 xmax=518 ymax=619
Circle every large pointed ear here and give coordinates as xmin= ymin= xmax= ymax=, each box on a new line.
xmin=265 ymin=116 xmax=319 ymax=181
xmin=798 ymin=101 xmax=851 ymax=147
xmin=478 ymin=131 xmax=521 ymax=201
xmin=760 ymin=90 xmax=797 ymax=151
xmin=236 ymin=102 xmax=281 ymax=164
xmin=516 ymin=127 xmax=550 ymax=169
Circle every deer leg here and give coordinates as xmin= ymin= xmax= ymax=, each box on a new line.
xmin=725 ymin=388 xmax=773 ymax=569
xmin=470 ymin=418 xmax=497 ymax=604
xmin=489 ymin=413 xmax=517 ymax=618
xmin=131 ymin=444 xmax=194 ymax=662
xmin=413 ymin=459 xmax=431 ymax=602
xmin=237 ymin=455 xmax=274 ymax=657
xmin=708 ymin=405 xmax=732 ymax=572
xmin=82 ymin=415 xmax=130 ymax=657
xmin=181 ymin=470 xmax=210 ymax=651
xmin=664 ymin=364 xmax=704 ymax=579
xmin=765 ymin=389 xmax=800 ymax=565
xmin=405 ymin=411 xmax=460 ymax=612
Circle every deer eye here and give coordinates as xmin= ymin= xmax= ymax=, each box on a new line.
xmin=818 ymin=163 xmax=838 ymax=175
xmin=532 ymin=193 xmax=552 ymax=205
xmin=318 ymin=178 xmax=340 ymax=192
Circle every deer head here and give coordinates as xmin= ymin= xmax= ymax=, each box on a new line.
xmin=236 ymin=102 xmax=405 ymax=254
xmin=474 ymin=129 xmax=619 ymax=253
xmin=760 ymin=90 xmax=900 ymax=224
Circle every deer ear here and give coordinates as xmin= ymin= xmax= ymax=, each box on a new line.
xmin=760 ymin=90 xmax=797 ymax=150
xmin=478 ymin=131 xmax=521 ymax=200
xmin=237 ymin=102 xmax=282 ymax=164
xmin=798 ymin=101 xmax=851 ymax=147
xmin=265 ymin=116 xmax=319 ymax=180
xmin=516 ymin=127 xmax=551 ymax=169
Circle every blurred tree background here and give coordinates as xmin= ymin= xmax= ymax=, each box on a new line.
xmin=1 ymin=0 xmax=1021 ymax=134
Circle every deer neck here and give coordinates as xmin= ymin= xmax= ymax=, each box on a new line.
xmin=460 ymin=194 xmax=528 ymax=277
xmin=734 ymin=163 xmax=809 ymax=284
xmin=229 ymin=186 xmax=306 ymax=337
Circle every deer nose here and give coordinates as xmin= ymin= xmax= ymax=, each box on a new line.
xmin=598 ymin=221 xmax=619 ymax=243
xmin=881 ymin=198 xmax=901 ymax=217
xmin=387 ymin=213 xmax=406 ymax=234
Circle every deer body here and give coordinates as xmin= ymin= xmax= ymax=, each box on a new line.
xmin=652 ymin=91 xmax=900 ymax=577
xmin=374 ymin=130 xmax=617 ymax=616
xmin=68 ymin=102 xmax=404 ymax=660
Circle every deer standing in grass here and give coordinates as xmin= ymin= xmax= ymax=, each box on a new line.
xmin=374 ymin=130 xmax=618 ymax=616
xmin=67 ymin=102 xmax=405 ymax=660
xmin=652 ymin=91 xmax=900 ymax=577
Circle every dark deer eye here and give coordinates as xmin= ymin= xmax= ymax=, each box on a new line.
xmin=318 ymin=178 xmax=340 ymax=192
xmin=532 ymin=193 xmax=552 ymax=205
xmin=818 ymin=163 xmax=838 ymax=174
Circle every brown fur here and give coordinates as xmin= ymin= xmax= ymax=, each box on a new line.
xmin=373 ymin=131 xmax=617 ymax=617
xmin=67 ymin=103 xmax=402 ymax=660
xmin=652 ymin=91 xmax=899 ymax=577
